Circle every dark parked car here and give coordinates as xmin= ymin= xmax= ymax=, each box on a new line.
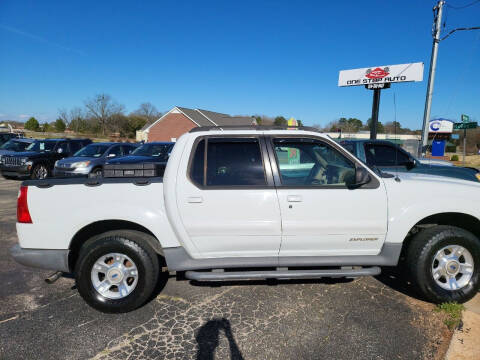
xmin=54 ymin=142 xmax=138 ymax=178
xmin=0 ymin=132 xmax=22 ymax=147
xmin=105 ymin=142 xmax=174 ymax=176
xmin=0 ymin=138 xmax=35 ymax=159
xmin=339 ymin=139 xmax=480 ymax=183
xmin=0 ymin=138 xmax=92 ymax=180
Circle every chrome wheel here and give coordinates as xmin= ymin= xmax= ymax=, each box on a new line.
xmin=432 ymin=245 xmax=474 ymax=291
xmin=91 ymin=253 xmax=139 ymax=299
xmin=34 ymin=165 xmax=48 ymax=179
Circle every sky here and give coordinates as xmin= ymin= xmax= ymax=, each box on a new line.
xmin=0 ymin=0 xmax=479 ymax=129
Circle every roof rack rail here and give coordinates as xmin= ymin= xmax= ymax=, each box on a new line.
xmin=189 ymin=125 xmax=323 ymax=133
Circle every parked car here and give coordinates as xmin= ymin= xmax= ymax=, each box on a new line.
xmin=339 ymin=139 xmax=480 ymax=182
xmin=417 ymin=157 xmax=454 ymax=167
xmin=0 ymin=132 xmax=22 ymax=147
xmin=0 ymin=138 xmax=92 ymax=180
xmin=0 ymin=138 xmax=35 ymax=161
xmin=54 ymin=142 xmax=138 ymax=178
xmin=10 ymin=127 xmax=480 ymax=313
xmin=105 ymin=141 xmax=174 ymax=176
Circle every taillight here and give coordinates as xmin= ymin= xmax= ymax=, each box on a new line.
xmin=17 ymin=186 xmax=32 ymax=223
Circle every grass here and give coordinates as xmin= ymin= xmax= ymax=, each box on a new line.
xmin=435 ymin=302 xmax=465 ymax=330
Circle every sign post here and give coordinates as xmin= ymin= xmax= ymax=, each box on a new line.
xmin=454 ymin=114 xmax=477 ymax=166
xmin=338 ymin=62 xmax=423 ymax=140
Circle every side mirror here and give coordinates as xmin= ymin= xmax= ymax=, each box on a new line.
xmin=405 ymin=159 xmax=416 ymax=170
xmin=57 ymin=148 xmax=63 ymax=154
xmin=351 ymin=166 xmax=371 ymax=188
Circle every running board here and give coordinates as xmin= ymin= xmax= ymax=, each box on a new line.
xmin=185 ymin=266 xmax=381 ymax=281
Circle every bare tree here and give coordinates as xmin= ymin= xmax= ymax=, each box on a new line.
xmin=133 ymin=102 xmax=161 ymax=125
xmin=84 ymin=94 xmax=124 ymax=135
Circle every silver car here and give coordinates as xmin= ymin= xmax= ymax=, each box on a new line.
xmin=54 ymin=142 xmax=138 ymax=177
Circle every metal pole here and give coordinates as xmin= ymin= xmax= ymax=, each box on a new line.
xmin=420 ymin=0 xmax=444 ymax=156
xmin=370 ymin=89 xmax=381 ymax=140
xmin=463 ymin=128 xmax=466 ymax=166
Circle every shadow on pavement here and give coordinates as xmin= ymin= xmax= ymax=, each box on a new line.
xmin=195 ymin=318 xmax=244 ymax=360
xmin=375 ymin=266 xmax=428 ymax=302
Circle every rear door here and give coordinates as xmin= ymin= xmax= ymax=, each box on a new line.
xmin=268 ymin=136 xmax=388 ymax=257
xmin=176 ymin=135 xmax=282 ymax=258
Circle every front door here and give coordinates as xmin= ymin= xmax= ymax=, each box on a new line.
xmin=176 ymin=136 xmax=282 ymax=258
xmin=269 ymin=136 xmax=388 ymax=257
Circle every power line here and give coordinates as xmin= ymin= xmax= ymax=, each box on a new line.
xmin=447 ymin=0 xmax=480 ymax=9
xmin=441 ymin=26 xmax=480 ymax=41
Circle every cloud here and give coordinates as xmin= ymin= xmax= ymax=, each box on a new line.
xmin=18 ymin=114 xmax=30 ymax=119
xmin=0 ymin=24 xmax=86 ymax=56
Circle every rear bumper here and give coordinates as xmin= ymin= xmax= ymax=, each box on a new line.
xmin=9 ymin=244 xmax=70 ymax=272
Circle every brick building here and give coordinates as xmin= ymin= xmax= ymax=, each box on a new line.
xmin=137 ymin=106 xmax=256 ymax=142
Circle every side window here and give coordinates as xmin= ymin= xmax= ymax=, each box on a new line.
xmin=191 ymin=140 xmax=205 ymax=186
xmin=189 ymin=138 xmax=266 ymax=187
xmin=57 ymin=142 xmax=69 ymax=154
xmin=122 ymin=145 xmax=135 ymax=155
xmin=366 ymin=144 xmax=410 ymax=166
xmin=108 ymin=145 xmax=123 ymax=157
xmin=70 ymin=141 xmax=82 ymax=154
xmin=273 ymin=138 xmax=355 ymax=186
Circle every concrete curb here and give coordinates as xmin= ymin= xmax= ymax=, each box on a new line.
xmin=445 ymin=294 xmax=480 ymax=360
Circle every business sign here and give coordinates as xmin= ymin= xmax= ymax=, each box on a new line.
xmin=338 ymin=62 xmax=424 ymax=87
xmin=429 ymin=118 xmax=454 ymax=133
xmin=454 ymin=122 xmax=477 ymax=130
xmin=461 ymin=114 xmax=470 ymax=123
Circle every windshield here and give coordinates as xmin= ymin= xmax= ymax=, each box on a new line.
xmin=26 ymin=140 xmax=57 ymax=152
xmin=74 ymin=144 xmax=109 ymax=157
xmin=132 ymin=143 xmax=170 ymax=157
xmin=0 ymin=140 xmax=31 ymax=152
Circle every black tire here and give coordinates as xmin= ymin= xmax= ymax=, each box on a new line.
xmin=406 ymin=225 xmax=480 ymax=304
xmin=75 ymin=230 xmax=161 ymax=313
xmin=89 ymin=168 xmax=103 ymax=178
xmin=31 ymin=164 xmax=49 ymax=179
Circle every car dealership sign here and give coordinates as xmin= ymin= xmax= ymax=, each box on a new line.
xmin=429 ymin=118 xmax=454 ymax=133
xmin=338 ymin=62 xmax=424 ymax=87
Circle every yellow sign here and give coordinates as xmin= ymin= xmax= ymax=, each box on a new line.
xmin=287 ymin=118 xmax=298 ymax=127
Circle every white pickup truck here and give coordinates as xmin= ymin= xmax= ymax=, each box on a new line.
xmin=11 ymin=127 xmax=480 ymax=313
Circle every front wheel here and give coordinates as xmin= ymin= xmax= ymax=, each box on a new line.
xmin=406 ymin=225 xmax=480 ymax=303
xmin=31 ymin=164 xmax=49 ymax=179
xmin=75 ymin=230 xmax=161 ymax=313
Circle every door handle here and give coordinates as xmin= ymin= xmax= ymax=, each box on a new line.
xmin=287 ymin=195 xmax=302 ymax=202
xmin=187 ymin=196 xmax=203 ymax=203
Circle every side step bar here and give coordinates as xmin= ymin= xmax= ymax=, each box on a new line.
xmin=185 ymin=266 xmax=381 ymax=281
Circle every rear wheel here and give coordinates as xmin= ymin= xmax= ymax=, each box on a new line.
xmin=75 ymin=230 xmax=161 ymax=313
xmin=406 ymin=225 xmax=479 ymax=303
xmin=31 ymin=164 xmax=48 ymax=179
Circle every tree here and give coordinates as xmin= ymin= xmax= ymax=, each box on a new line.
xmin=366 ymin=118 xmax=385 ymax=133
xmin=24 ymin=117 xmax=40 ymax=131
xmin=84 ymin=94 xmax=124 ymax=135
xmin=54 ymin=118 xmax=66 ymax=132
xmin=274 ymin=116 xmax=287 ymax=126
xmin=384 ymin=121 xmax=403 ymax=134
xmin=133 ymin=102 xmax=161 ymax=125
xmin=338 ymin=117 xmax=363 ymax=133
xmin=41 ymin=122 xmax=51 ymax=132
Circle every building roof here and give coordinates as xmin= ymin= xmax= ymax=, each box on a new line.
xmin=140 ymin=106 xmax=255 ymax=133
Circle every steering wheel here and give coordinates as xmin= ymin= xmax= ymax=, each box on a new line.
xmin=304 ymin=163 xmax=327 ymax=185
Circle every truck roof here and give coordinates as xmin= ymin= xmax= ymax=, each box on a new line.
xmin=188 ymin=125 xmax=330 ymax=139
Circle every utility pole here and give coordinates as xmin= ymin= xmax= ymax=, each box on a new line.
xmin=420 ymin=0 xmax=444 ymax=156
xmin=370 ymin=89 xmax=381 ymax=140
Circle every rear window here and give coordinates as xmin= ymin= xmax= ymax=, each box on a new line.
xmin=190 ymin=138 xmax=266 ymax=187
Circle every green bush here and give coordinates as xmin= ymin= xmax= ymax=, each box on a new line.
xmin=450 ymin=155 xmax=459 ymax=161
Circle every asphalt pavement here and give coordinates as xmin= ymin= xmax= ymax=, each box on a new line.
xmin=0 ymin=179 xmax=452 ymax=360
